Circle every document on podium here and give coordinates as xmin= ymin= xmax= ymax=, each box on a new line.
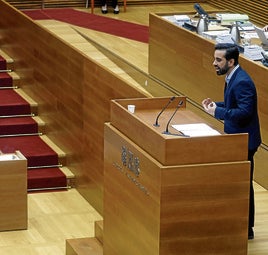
xmin=172 ymin=123 xmax=221 ymax=137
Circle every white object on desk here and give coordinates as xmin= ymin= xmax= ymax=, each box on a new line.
xmin=202 ymin=30 xmax=229 ymax=40
xmin=254 ymin=25 xmax=268 ymax=46
xmin=174 ymin=15 xmax=191 ymax=22
xmin=0 ymin=153 xmax=20 ymax=161
xmin=216 ymin=33 xmax=234 ymax=44
xmin=162 ymin=15 xmax=190 ymax=27
xmin=243 ymin=45 xmax=264 ymax=61
xmin=172 ymin=123 xmax=220 ymax=137
xmin=127 ymin=104 xmax=135 ymax=114
xmin=216 ymin=13 xmax=249 ymax=25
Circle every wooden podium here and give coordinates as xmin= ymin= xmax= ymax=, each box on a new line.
xmin=103 ymin=97 xmax=250 ymax=255
xmin=0 ymin=151 xmax=27 ymax=231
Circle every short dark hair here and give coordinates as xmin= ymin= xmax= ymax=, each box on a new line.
xmin=215 ymin=43 xmax=239 ymax=65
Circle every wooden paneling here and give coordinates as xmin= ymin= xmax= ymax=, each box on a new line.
xmin=0 ymin=0 xmax=147 ymax=214
xmin=104 ymin=119 xmax=249 ymax=255
xmin=0 ymin=151 xmax=27 ymax=231
xmin=208 ymin=0 xmax=268 ymax=27
xmin=110 ymin=98 xmax=248 ymax=165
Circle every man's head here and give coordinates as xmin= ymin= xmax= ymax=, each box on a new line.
xmin=213 ymin=43 xmax=239 ymax=76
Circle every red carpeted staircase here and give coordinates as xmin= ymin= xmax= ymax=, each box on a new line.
xmin=0 ymin=53 xmax=71 ymax=192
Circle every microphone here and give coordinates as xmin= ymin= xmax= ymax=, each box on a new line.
xmin=163 ymin=100 xmax=184 ymax=135
xmin=194 ymin=3 xmax=216 ymax=20
xmin=153 ymin=96 xmax=176 ymax=127
xmin=194 ymin=3 xmax=208 ymax=17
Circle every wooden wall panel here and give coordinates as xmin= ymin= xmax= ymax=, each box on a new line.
xmin=0 ymin=0 xmax=147 ymax=214
xmin=208 ymin=0 xmax=268 ymax=27
xmin=0 ymin=151 xmax=27 ymax=231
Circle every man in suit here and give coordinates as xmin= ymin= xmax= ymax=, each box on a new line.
xmin=202 ymin=43 xmax=262 ymax=240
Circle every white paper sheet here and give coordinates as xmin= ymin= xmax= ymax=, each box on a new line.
xmin=172 ymin=123 xmax=220 ymax=137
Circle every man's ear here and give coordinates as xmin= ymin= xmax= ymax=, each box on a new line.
xmin=228 ymin=58 xmax=235 ymax=67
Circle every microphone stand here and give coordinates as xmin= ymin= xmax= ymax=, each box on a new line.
xmin=162 ymin=100 xmax=185 ymax=136
xmin=153 ymin=96 xmax=176 ymax=127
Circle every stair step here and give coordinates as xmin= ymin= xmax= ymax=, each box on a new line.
xmin=0 ymin=72 xmax=13 ymax=87
xmin=0 ymin=89 xmax=32 ymax=116
xmin=95 ymin=221 xmax=103 ymax=245
xmin=40 ymin=135 xmax=67 ymax=166
xmin=0 ymin=53 xmax=76 ymax=191
xmin=0 ymin=135 xmax=58 ymax=167
xmin=0 ymin=115 xmax=45 ymax=136
xmin=0 ymin=50 xmax=14 ymax=70
xmin=16 ymin=88 xmax=38 ymax=115
xmin=61 ymin=166 xmax=75 ymax=188
xmin=7 ymin=72 xmax=20 ymax=87
xmin=28 ymin=167 xmax=67 ymax=191
xmin=0 ymin=116 xmax=38 ymax=136
xmin=33 ymin=116 xmax=46 ymax=134
xmin=66 ymin=237 xmax=103 ymax=255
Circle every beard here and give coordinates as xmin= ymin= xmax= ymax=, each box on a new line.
xmin=215 ymin=62 xmax=230 ymax=75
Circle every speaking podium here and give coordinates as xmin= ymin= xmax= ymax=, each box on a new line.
xmin=103 ymin=97 xmax=250 ymax=255
xmin=0 ymin=150 xmax=27 ymax=231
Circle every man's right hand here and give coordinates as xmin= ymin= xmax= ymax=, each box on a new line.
xmin=202 ymin=98 xmax=212 ymax=109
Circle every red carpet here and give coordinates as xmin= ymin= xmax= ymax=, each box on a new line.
xmin=0 ymin=117 xmax=38 ymax=135
xmin=0 ymin=89 xmax=31 ymax=115
xmin=0 ymin=55 xmax=7 ymax=70
xmin=0 ymin=73 xmax=13 ymax=87
xmin=22 ymin=8 xmax=149 ymax=43
xmin=0 ymin=71 xmax=67 ymax=191
xmin=28 ymin=168 xmax=67 ymax=189
xmin=0 ymin=136 xmax=58 ymax=167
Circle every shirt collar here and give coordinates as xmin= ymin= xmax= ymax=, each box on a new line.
xmin=225 ymin=64 xmax=240 ymax=84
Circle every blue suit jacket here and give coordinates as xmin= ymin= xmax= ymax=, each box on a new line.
xmin=215 ymin=66 xmax=262 ymax=150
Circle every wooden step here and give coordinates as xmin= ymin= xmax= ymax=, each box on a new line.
xmin=0 ymin=51 xmax=76 ymax=190
xmin=94 ymin=220 xmax=103 ymax=244
xmin=40 ymin=135 xmax=76 ymax=187
xmin=66 ymin=237 xmax=103 ymax=255
xmin=16 ymin=88 xmax=38 ymax=115
xmin=33 ymin=116 xmax=46 ymax=134
xmin=41 ymin=135 xmax=67 ymax=166
xmin=61 ymin=166 xmax=75 ymax=188
xmin=8 ymin=72 xmax=20 ymax=87
xmin=0 ymin=50 xmax=14 ymax=71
